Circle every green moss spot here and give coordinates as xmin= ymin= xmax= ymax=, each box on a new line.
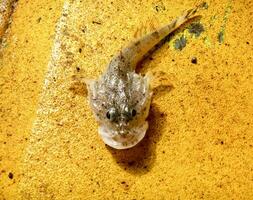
xmin=188 ymin=22 xmax=204 ymax=38
xmin=174 ymin=36 xmax=187 ymax=51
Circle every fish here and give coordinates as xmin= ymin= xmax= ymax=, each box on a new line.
xmin=86 ymin=6 xmax=200 ymax=149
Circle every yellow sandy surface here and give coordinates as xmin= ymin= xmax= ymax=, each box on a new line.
xmin=0 ymin=0 xmax=253 ymax=199
xmin=0 ymin=0 xmax=64 ymax=199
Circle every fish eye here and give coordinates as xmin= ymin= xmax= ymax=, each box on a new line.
xmin=125 ymin=108 xmax=137 ymax=119
xmin=123 ymin=106 xmax=137 ymax=120
xmin=106 ymin=108 xmax=117 ymax=121
xmin=131 ymin=109 xmax=137 ymax=117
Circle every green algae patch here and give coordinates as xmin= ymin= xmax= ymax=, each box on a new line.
xmin=218 ymin=0 xmax=233 ymax=44
xmin=174 ymin=35 xmax=187 ymax=50
xmin=188 ymin=22 xmax=205 ymax=38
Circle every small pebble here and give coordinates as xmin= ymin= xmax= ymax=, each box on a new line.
xmin=191 ymin=57 xmax=197 ymax=64
xmin=8 ymin=172 xmax=13 ymax=179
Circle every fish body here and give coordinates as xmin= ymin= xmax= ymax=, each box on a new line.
xmin=86 ymin=7 xmax=198 ymax=149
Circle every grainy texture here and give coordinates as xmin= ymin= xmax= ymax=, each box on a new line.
xmin=1 ymin=0 xmax=253 ymax=199
xmin=0 ymin=0 xmax=64 ymax=199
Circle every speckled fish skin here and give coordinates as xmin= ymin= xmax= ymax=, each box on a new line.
xmin=86 ymin=7 xmax=198 ymax=149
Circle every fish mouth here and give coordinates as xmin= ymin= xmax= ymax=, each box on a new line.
xmin=98 ymin=122 xmax=148 ymax=149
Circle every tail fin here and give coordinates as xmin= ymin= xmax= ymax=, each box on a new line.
xmin=112 ymin=5 xmax=202 ymax=70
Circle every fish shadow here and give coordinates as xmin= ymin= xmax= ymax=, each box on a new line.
xmin=106 ymin=103 xmax=169 ymax=175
